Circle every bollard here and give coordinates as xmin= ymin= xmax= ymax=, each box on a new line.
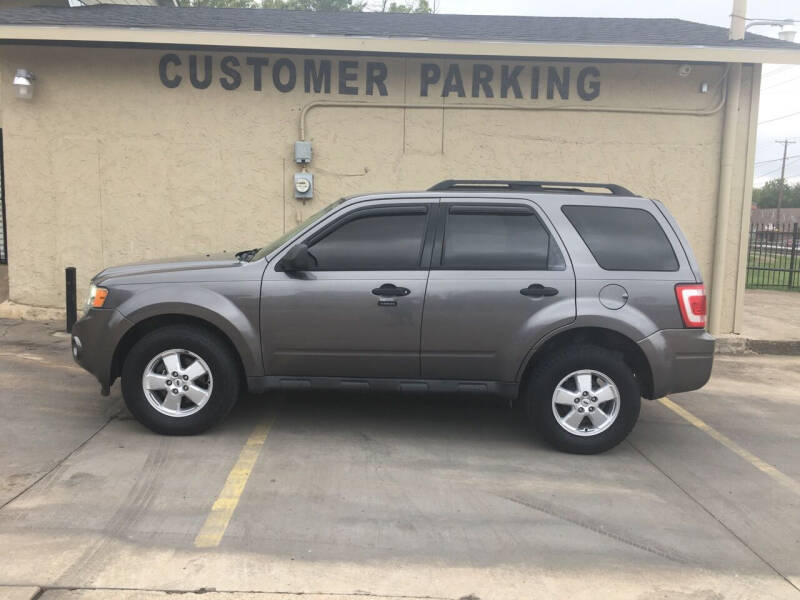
xmin=65 ymin=267 xmax=77 ymax=333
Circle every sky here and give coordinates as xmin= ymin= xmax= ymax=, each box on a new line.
xmin=393 ymin=0 xmax=800 ymax=187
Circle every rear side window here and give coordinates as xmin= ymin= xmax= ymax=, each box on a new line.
xmin=442 ymin=206 xmax=565 ymax=270
xmin=309 ymin=209 xmax=428 ymax=270
xmin=562 ymin=205 xmax=679 ymax=271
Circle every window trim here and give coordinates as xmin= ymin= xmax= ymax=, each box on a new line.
xmin=299 ymin=204 xmax=433 ymax=272
xmin=561 ymin=204 xmax=680 ymax=272
xmin=432 ymin=203 xmax=565 ymax=271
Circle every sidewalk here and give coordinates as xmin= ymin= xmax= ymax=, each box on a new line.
xmin=717 ymin=289 xmax=800 ymax=355
xmin=741 ymin=289 xmax=800 ymax=341
xmin=0 ymin=264 xmax=7 ymax=304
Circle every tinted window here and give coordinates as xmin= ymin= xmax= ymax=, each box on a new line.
xmin=442 ymin=207 xmax=565 ymax=270
xmin=310 ymin=210 xmax=427 ymax=270
xmin=562 ymin=205 xmax=679 ymax=271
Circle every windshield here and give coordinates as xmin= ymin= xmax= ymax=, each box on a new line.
xmin=248 ymin=198 xmax=346 ymax=262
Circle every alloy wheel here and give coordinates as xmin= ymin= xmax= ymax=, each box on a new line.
xmin=551 ymin=369 xmax=620 ymax=436
xmin=141 ymin=349 xmax=213 ymax=417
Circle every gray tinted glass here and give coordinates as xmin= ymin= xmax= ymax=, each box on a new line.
xmin=443 ymin=209 xmax=563 ymax=270
xmin=311 ymin=212 xmax=427 ymax=270
xmin=562 ymin=205 xmax=679 ymax=271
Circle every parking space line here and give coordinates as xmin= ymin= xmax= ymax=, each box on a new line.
xmin=194 ymin=414 xmax=276 ymax=548
xmin=659 ymin=397 xmax=800 ymax=497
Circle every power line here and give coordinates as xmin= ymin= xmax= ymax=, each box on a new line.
xmin=758 ymin=154 xmax=800 ymax=172
xmin=756 ymin=164 xmax=783 ymax=177
xmin=756 ymin=156 xmax=800 ymax=178
xmin=762 ymin=75 xmax=800 ymax=91
xmin=755 ymin=153 xmax=800 ymax=165
xmin=762 ymin=65 xmax=797 ymax=79
xmin=759 ymin=110 xmax=800 ymax=125
xmin=745 ymin=16 xmax=800 ymax=20
xmin=756 ymin=161 xmax=791 ymax=178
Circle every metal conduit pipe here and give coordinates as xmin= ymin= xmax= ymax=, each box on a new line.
xmin=709 ymin=62 xmax=743 ymax=335
xmin=298 ymin=68 xmax=730 ymax=140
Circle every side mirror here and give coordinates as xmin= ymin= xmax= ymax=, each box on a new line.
xmin=277 ymin=243 xmax=317 ymax=272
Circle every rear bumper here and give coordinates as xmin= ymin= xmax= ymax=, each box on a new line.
xmin=638 ymin=329 xmax=715 ymax=399
xmin=71 ymin=308 xmax=133 ymax=392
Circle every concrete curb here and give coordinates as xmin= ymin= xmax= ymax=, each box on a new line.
xmin=0 ymin=300 xmax=65 ymax=322
xmin=715 ymin=335 xmax=800 ymax=356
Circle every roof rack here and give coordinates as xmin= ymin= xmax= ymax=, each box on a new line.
xmin=428 ymin=180 xmax=636 ymax=197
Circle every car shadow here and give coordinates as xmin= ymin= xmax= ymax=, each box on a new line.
xmin=228 ymin=389 xmax=545 ymax=450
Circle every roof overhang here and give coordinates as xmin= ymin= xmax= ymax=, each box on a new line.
xmin=1 ymin=25 xmax=800 ymax=63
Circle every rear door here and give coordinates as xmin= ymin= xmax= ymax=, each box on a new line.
xmin=421 ymin=200 xmax=576 ymax=383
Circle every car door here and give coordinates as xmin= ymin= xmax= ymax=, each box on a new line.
xmin=421 ymin=200 xmax=576 ymax=383
xmin=260 ymin=201 xmax=435 ymax=378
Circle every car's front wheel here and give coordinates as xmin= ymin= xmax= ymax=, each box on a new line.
xmin=121 ymin=325 xmax=240 ymax=435
xmin=523 ymin=345 xmax=641 ymax=454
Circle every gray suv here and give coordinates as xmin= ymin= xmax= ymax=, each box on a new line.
xmin=72 ymin=180 xmax=714 ymax=454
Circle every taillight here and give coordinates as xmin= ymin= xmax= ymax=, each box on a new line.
xmin=675 ymin=284 xmax=706 ymax=328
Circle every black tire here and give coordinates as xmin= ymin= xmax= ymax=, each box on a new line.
xmin=121 ymin=325 xmax=241 ymax=435
xmin=523 ymin=345 xmax=640 ymax=454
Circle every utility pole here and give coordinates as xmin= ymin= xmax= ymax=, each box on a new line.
xmin=776 ymin=138 xmax=796 ymax=227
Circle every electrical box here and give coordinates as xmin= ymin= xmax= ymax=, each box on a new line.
xmin=294 ymin=141 xmax=312 ymax=164
xmin=294 ymin=172 xmax=313 ymax=199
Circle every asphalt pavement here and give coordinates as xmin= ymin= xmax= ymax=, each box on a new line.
xmin=0 ymin=318 xmax=799 ymax=600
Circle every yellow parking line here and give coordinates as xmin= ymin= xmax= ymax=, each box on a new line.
xmin=194 ymin=414 xmax=276 ymax=548
xmin=659 ymin=397 xmax=800 ymax=497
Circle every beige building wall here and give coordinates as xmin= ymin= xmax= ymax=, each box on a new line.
xmin=0 ymin=46 xmax=758 ymax=332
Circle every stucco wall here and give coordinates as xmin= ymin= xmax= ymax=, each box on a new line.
xmin=0 ymin=46 xmax=756 ymax=332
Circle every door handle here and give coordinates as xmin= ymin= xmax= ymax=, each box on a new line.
xmin=371 ymin=284 xmax=411 ymax=297
xmin=520 ymin=284 xmax=559 ymax=298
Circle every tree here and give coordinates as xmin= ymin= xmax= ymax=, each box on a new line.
xmin=753 ymin=178 xmax=800 ymax=209
xmin=381 ymin=0 xmax=433 ymax=13
xmin=283 ymin=0 xmax=367 ymax=10
xmin=177 ymin=0 xmax=263 ymax=7
xmin=177 ymin=0 xmax=435 ymax=11
xmin=177 ymin=0 xmax=367 ymax=9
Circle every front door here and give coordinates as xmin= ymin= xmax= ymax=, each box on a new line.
xmin=261 ymin=202 xmax=434 ymax=378
xmin=421 ymin=201 xmax=576 ymax=383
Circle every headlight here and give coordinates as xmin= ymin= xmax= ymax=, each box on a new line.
xmin=85 ymin=284 xmax=109 ymax=312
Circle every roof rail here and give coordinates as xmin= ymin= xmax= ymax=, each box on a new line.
xmin=428 ymin=180 xmax=636 ymax=197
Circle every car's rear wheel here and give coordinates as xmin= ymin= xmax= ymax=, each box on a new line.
xmin=523 ymin=345 xmax=640 ymax=454
xmin=121 ymin=325 xmax=240 ymax=435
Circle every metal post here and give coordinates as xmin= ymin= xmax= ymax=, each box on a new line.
xmin=65 ymin=267 xmax=77 ymax=333
xmin=789 ymin=223 xmax=799 ymax=289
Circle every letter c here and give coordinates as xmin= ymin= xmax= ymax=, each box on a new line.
xmin=159 ymin=53 xmax=182 ymax=89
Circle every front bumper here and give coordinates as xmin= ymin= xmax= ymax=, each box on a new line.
xmin=71 ymin=308 xmax=133 ymax=393
xmin=638 ymin=329 xmax=715 ymax=399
